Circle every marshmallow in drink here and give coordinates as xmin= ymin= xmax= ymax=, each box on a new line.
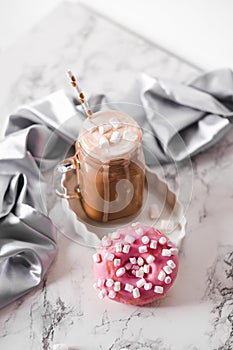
xmin=110 ymin=131 xmax=121 ymax=143
xmin=98 ymin=124 xmax=112 ymax=135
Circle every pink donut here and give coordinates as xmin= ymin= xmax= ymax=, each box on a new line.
xmin=93 ymin=223 xmax=179 ymax=305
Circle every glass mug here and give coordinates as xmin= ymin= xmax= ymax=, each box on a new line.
xmin=54 ymin=110 xmax=145 ymax=222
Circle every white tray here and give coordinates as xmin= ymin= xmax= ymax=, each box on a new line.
xmin=49 ymin=166 xmax=186 ymax=249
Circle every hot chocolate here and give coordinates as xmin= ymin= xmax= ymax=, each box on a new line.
xmin=76 ymin=110 xmax=145 ymax=222
xmin=56 ymin=110 xmax=145 ymax=222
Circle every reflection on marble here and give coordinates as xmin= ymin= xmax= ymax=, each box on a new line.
xmin=0 ymin=2 xmax=232 ymax=350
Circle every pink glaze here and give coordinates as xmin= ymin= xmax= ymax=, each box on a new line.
xmin=93 ymin=223 xmax=179 ymax=305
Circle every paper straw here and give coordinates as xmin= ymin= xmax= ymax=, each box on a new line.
xmin=67 ymin=70 xmax=93 ymax=119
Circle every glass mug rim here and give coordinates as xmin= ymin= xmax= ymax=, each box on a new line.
xmin=77 ymin=118 xmax=143 ymax=164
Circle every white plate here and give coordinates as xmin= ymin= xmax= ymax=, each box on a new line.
xmin=49 ymin=166 xmax=186 ymax=249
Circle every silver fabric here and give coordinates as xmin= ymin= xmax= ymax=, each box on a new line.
xmin=138 ymin=68 xmax=233 ymax=163
xmin=81 ymin=69 xmax=233 ymax=163
xmin=1 ymin=68 xmax=233 ymax=308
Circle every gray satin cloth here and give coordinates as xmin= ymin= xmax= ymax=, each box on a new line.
xmin=138 ymin=68 xmax=233 ymax=163
xmin=1 ymin=68 xmax=233 ymax=308
xmin=87 ymin=68 xmax=233 ymax=163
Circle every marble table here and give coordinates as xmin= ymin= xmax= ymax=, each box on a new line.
xmin=0 ymin=3 xmax=232 ymax=350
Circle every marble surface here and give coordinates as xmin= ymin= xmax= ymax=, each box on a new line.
xmin=81 ymin=0 xmax=233 ymax=71
xmin=0 ymin=2 xmax=232 ymax=350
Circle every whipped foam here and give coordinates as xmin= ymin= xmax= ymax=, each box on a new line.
xmin=79 ymin=110 xmax=142 ymax=161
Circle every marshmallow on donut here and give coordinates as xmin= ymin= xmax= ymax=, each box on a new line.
xmin=93 ymin=223 xmax=179 ymax=306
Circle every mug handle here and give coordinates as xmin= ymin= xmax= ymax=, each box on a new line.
xmin=54 ymin=155 xmax=81 ymax=199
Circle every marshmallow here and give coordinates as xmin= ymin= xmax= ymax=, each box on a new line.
xmin=122 ymin=244 xmax=130 ymax=253
xmin=92 ymin=253 xmax=101 ymax=263
xmin=123 ymin=130 xmax=138 ymax=142
xmin=97 ymin=278 xmax=105 ymax=288
xmin=132 ymin=222 xmax=140 ymax=227
xmin=167 ymin=260 xmax=176 ymax=269
xmin=144 ymin=282 xmax=153 ymax=291
xmin=98 ymin=124 xmax=112 ymax=135
xmin=136 ymin=278 xmax=146 ymax=288
xmin=92 ymin=130 xmax=100 ymax=142
xmin=109 ymin=117 xmax=122 ymax=129
xmin=111 ymin=231 xmax=120 ymax=239
xmin=135 ymin=227 xmax=143 ymax=235
xmin=143 ymin=264 xmax=150 ymax=274
xmin=164 ymin=276 xmax=172 ymax=284
xmin=104 ymin=253 xmax=115 ymax=261
xmin=163 ymin=265 xmax=172 ymax=274
xmin=124 ymin=235 xmax=135 ymax=244
xmin=98 ymin=289 xmax=107 ymax=299
xmin=99 ymin=136 xmax=109 ymax=148
xmin=137 ymin=257 xmax=144 ymax=266
xmin=136 ymin=269 xmax=144 ymax=278
xmin=125 ymin=262 xmax=132 ymax=270
xmin=108 ymin=290 xmax=116 ymax=299
xmin=170 ymin=247 xmax=178 ymax=255
xmin=115 ymin=242 xmax=122 ymax=253
xmin=158 ymin=236 xmax=167 ymax=245
xmin=141 ymin=236 xmax=150 ymax=244
xmin=106 ymin=278 xmax=114 ymax=287
xmin=113 ymin=258 xmax=121 ymax=267
xmin=158 ymin=270 xmax=166 ymax=282
xmin=146 ymin=255 xmax=155 ymax=264
xmin=154 ymin=286 xmax=164 ymax=294
xmin=110 ymin=131 xmax=121 ymax=144
xmin=150 ymin=240 xmax=157 ymax=249
xmin=139 ymin=245 xmax=148 ymax=253
xmin=133 ymin=287 xmax=140 ymax=299
xmin=125 ymin=283 xmax=134 ymax=292
xmin=129 ymin=257 xmax=137 ymax=264
xmin=116 ymin=267 xmax=126 ymax=277
xmin=149 ymin=203 xmax=160 ymax=219
xmin=114 ymin=281 xmax=121 ymax=291
xmin=162 ymin=249 xmax=172 ymax=257
xmin=102 ymin=237 xmax=111 ymax=246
